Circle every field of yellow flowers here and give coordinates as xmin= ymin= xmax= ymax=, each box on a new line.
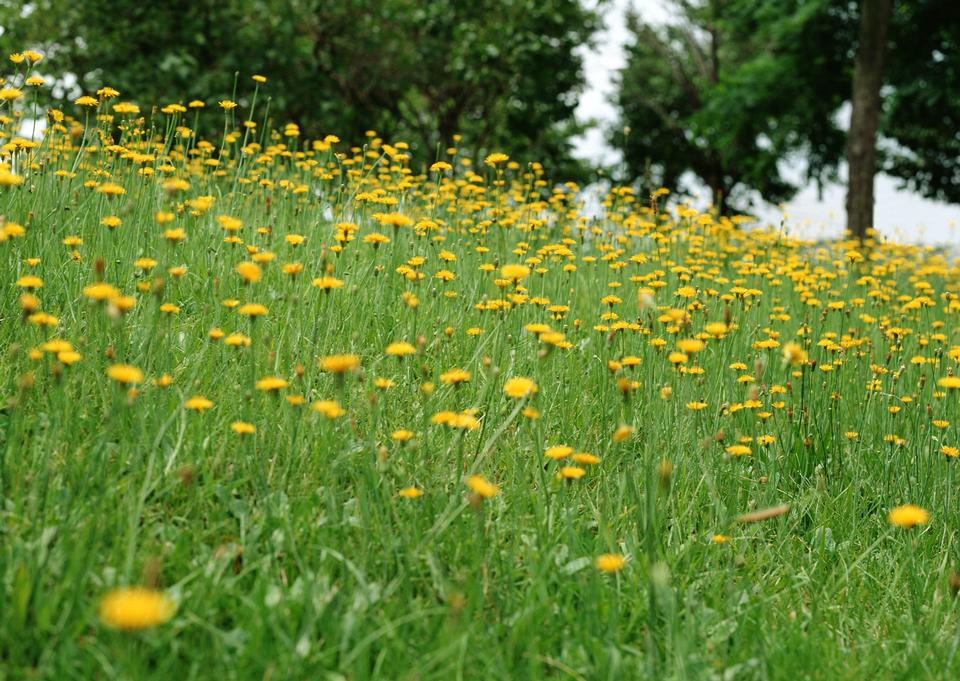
xmin=3 ymin=54 xmax=960 ymax=680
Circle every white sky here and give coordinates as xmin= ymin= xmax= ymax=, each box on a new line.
xmin=573 ymin=0 xmax=960 ymax=245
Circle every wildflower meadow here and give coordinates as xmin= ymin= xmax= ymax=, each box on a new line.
xmin=3 ymin=52 xmax=960 ymax=680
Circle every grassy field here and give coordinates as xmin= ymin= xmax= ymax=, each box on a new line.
xmin=3 ymin=64 xmax=960 ymax=680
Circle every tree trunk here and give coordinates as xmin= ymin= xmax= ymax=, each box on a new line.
xmin=710 ymin=183 xmax=727 ymax=215
xmin=706 ymin=166 xmax=727 ymax=215
xmin=846 ymin=0 xmax=894 ymax=240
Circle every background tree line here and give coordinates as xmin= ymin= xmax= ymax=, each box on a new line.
xmin=617 ymin=0 xmax=960 ymax=237
xmin=2 ymin=0 xmax=958 ymax=237
xmin=0 ymin=0 xmax=601 ymax=179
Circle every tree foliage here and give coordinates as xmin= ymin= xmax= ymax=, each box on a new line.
xmin=0 ymin=0 xmax=601 ymax=177
xmin=615 ymin=0 xmax=960 ymax=216
xmin=614 ymin=0 xmax=855 ymax=213
xmin=882 ymin=1 xmax=960 ymax=203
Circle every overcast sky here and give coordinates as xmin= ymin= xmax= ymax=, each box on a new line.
xmin=573 ymin=0 xmax=960 ymax=245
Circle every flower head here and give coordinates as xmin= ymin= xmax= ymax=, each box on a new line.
xmin=888 ymin=504 xmax=929 ymax=529
xmin=595 ymin=554 xmax=626 ymax=573
xmin=99 ymin=587 xmax=175 ymax=631
xmin=319 ymin=354 xmax=359 ymax=374
xmin=504 ymin=376 xmax=537 ymax=398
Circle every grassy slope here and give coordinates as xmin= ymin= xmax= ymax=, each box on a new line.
xmin=1 ymin=104 xmax=960 ymax=680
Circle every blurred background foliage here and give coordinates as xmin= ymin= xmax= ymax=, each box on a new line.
xmin=1 ymin=0 xmax=959 ymax=230
xmin=616 ymin=0 xmax=960 ymax=229
xmin=0 ymin=0 xmax=602 ymax=179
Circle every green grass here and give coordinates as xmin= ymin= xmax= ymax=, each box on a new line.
xmin=1 ymin=98 xmax=960 ymax=680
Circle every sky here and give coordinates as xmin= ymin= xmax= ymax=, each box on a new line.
xmin=572 ymin=0 xmax=960 ymax=246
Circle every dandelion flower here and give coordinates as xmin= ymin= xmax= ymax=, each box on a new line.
xmin=440 ymin=368 xmax=471 ymax=385
xmin=888 ymin=504 xmax=929 ymax=529
xmin=185 ymin=396 xmax=214 ymax=411
xmin=595 ymin=554 xmax=626 ymax=573
xmin=107 ymin=364 xmax=143 ymax=385
xmin=255 ymin=376 xmax=288 ymax=391
xmin=319 ymin=354 xmax=359 ymax=373
xmin=466 ymin=475 xmax=498 ymax=499
xmin=545 ymin=445 xmax=573 ymax=460
xmin=385 ymin=341 xmax=416 ymax=357
xmin=99 ymin=587 xmax=175 ymax=631
xmin=938 ymin=376 xmax=960 ymax=390
xmin=504 ymin=377 xmax=537 ymax=398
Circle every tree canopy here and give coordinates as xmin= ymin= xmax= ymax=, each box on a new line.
xmin=615 ymin=0 xmax=960 ymax=226
xmin=0 ymin=0 xmax=602 ymax=178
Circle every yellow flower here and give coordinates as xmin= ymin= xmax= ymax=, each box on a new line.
xmin=888 ymin=504 xmax=930 ymax=529
xmin=312 ymin=276 xmax=344 ymax=290
xmin=363 ymin=232 xmax=391 ymax=246
xmin=319 ymin=354 xmax=359 ymax=373
xmin=484 ymin=152 xmax=509 ymax=167
xmin=595 ymin=553 xmax=626 ymax=573
xmin=500 ymin=264 xmax=530 ymax=281
xmin=107 ymin=364 xmax=143 ymax=385
xmin=237 ymin=303 xmax=268 ymax=317
xmin=0 ymin=87 xmax=23 ymax=101
xmin=439 ymin=368 xmax=471 ymax=385
xmin=96 ymin=182 xmax=125 ymax=196
xmin=185 ymin=396 xmax=214 ymax=411
xmin=504 ymin=377 xmax=537 ymax=398
xmin=391 ymin=429 xmax=416 ymax=442
xmin=231 ymin=421 xmax=257 ymax=434
xmin=612 ymin=425 xmax=635 ymax=442
xmin=938 ymin=376 xmax=960 ymax=390
xmin=236 ymin=261 xmax=262 ymax=283
xmin=398 ymin=486 xmax=423 ymax=499
xmin=385 ymin=341 xmax=417 ymax=357
xmin=431 ymin=411 xmax=479 ymax=430
xmin=255 ymin=376 xmax=288 ymax=391
xmin=559 ymin=466 xmax=586 ymax=480
xmin=57 ymin=350 xmax=81 ymax=365
xmin=163 ymin=228 xmax=186 ymax=242
xmin=783 ymin=342 xmax=808 ymax=366
xmin=99 ymin=587 xmax=175 ymax=631
xmin=16 ymin=275 xmax=43 ymax=289
xmin=0 ymin=168 xmax=24 ymax=186
xmin=545 ymin=445 xmax=573 ymax=460
xmin=466 ymin=475 xmax=498 ymax=498
xmin=20 ymin=293 xmax=40 ymax=312
xmin=725 ymin=445 xmax=752 ymax=457
xmin=705 ymin=322 xmax=728 ymax=337
xmin=712 ymin=534 xmax=729 ymax=544
xmin=83 ymin=283 xmax=121 ymax=301
xmin=677 ymin=338 xmax=705 ymax=354
xmin=312 ymin=400 xmax=345 ymax=418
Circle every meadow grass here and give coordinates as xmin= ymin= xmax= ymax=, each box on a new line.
xmin=2 ymin=66 xmax=960 ymax=680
